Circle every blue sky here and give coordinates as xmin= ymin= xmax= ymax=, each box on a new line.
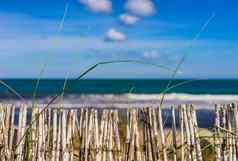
xmin=0 ymin=0 xmax=237 ymax=78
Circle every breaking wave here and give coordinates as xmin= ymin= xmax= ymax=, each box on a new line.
xmin=1 ymin=93 xmax=238 ymax=109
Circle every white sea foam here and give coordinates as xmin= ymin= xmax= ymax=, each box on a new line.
xmin=1 ymin=93 xmax=238 ymax=109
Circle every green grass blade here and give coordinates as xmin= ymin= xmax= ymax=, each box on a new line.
xmin=58 ymin=2 xmax=69 ymax=33
xmin=15 ymin=59 xmax=170 ymax=148
xmin=60 ymin=74 xmax=69 ymax=104
xmin=159 ymin=13 xmax=216 ymax=107
xmin=32 ymin=63 xmax=46 ymax=108
xmin=0 ymin=80 xmax=25 ymax=102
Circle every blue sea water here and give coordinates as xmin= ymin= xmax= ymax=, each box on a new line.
xmin=1 ymin=79 xmax=238 ymax=95
xmin=2 ymin=79 xmax=237 ymax=127
xmin=1 ymin=79 xmax=238 ymax=108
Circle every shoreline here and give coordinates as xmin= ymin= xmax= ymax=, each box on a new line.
xmin=1 ymin=93 xmax=238 ymax=109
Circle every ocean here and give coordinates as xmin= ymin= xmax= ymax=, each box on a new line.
xmin=0 ymin=78 xmax=232 ymax=155
xmin=0 ymin=79 xmax=238 ymax=109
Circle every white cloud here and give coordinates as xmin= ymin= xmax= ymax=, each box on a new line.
xmin=125 ymin=0 xmax=156 ymax=16
xmin=1 ymin=35 xmax=230 ymax=55
xmin=143 ymin=50 xmax=160 ymax=59
xmin=105 ymin=28 xmax=126 ymax=41
xmin=119 ymin=14 xmax=139 ymax=25
xmin=79 ymin=0 xmax=112 ymax=13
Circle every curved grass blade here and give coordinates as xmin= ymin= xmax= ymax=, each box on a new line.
xmin=58 ymin=2 xmax=69 ymax=33
xmin=15 ymin=59 xmax=170 ymax=148
xmin=32 ymin=1 xmax=69 ymax=108
xmin=27 ymin=63 xmax=46 ymax=160
xmin=58 ymin=59 xmax=171 ymax=105
xmin=0 ymin=80 xmax=25 ymax=102
xmin=162 ymin=78 xmax=206 ymax=94
xmin=159 ymin=13 xmax=216 ymax=107
xmin=60 ymin=74 xmax=69 ymax=104
xmin=13 ymin=1 xmax=71 ymax=155
xmin=157 ymin=78 xmax=207 ymax=143
xmin=159 ymin=13 xmax=216 ymax=131
xmin=158 ymin=13 xmax=216 ymax=140
xmin=32 ymin=63 xmax=46 ymax=108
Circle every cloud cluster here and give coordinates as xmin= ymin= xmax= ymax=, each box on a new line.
xmin=125 ymin=0 xmax=156 ymax=16
xmin=105 ymin=28 xmax=126 ymax=41
xmin=143 ymin=50 xmax=160 ymax=59
xmin=78 ymin=0 xmax=156 ymax=42
xmin=79 ymin=0 xmax=112 ymax=13
xmin=119 ymin=14 xmax=139 ymax=25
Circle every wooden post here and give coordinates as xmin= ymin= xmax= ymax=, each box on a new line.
xmin=179 ymin=105 xmax=185 ymax=161
xmin=148 ymin=108 xmax=158 ymax=161
xmin=84 ymin=109 xmax=89 ymax=161
xmin=113 ymin=110 xmax=121 ymax=161
xmin=70 ymin=110 xmax=76 ymax=161
xmin=52 ymin=109 xmax=58 ymax=161
xmin=46 ymin=108 xmax=51 ymax=158
xmin=221 ymin=105 xmax=228 ymax=161
xmin=143 ymin=108 xmax=152 ymax=161
xmin=191 ymin=105 xmax=203 ymax=161
xmin=151 ymin=108 xmax=160 ymax=161
xmin=125 ymin=109 xmax=131 ymax=161
xmin=31 ymin=106 xmax=37 ymax=161
xmin=0 ymin=104 xmax=7 ymax=161
xmin=56 ymin=109 xmax=62 ymax=161
xmin=232 ymin=103 xmax=237 ymax=161
xmin=171 ymin=106 xmax=177 ymax=161
xmin=9 ymin=105 xmax=15 ymax=159
xmin=38 ymin=107 xmax=43 ymax=161
xmin=65 ymin=110 xmax=72 ymax=161
xmin=108 ymin=111 xmax=113 ymax=161
xmin=182 ymin=104 xmax=191 ymax=161
xmin=4 ymin=104 xmax=11 ymax=159
xmin=158 ymin=106 xmax=168 ymax=161
xmin=187 ymin=105 xmax=197 ymax=161
xmin=16 ymin=104 xmax=27 ymax=161
xmin=86 ymin=109 xmax=93 ymax=160
xmin=135 ymin=109 xmax=141 ymax=161
xmin=102 ymin=110 xmax=108 ymax=161
xmin=227 ymin=104 xmax=233 ymax=161
xmin=94 ymin=110 xmax=100 ymax=161
xmin=214 ymin=104 xmax=221 ymax=161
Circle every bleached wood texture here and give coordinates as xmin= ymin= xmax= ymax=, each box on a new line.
xmin=0 ymin=103 xmax=238 ymax=161
xmin=171 ymin=106 xmax=177 ymax=161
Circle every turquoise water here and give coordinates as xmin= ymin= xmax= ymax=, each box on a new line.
xmin=1 ymin=79 xmax=238 ymax=97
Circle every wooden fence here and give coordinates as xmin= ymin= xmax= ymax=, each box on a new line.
xmin=0 ymin=103 xmax=237 ymax=161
